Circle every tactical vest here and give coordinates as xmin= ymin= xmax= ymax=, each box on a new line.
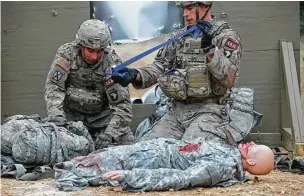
xmin=158 ymin=21 xmax=230 ymax=101
xmin=65 ymin=50 xmax=111 ymax=114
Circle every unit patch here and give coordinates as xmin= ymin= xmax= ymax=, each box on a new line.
xmin=224 ymin=49 xmax=233 ymax=58
xmin=225 ymin=38 xmax=239 ymax=50
xmin=109 ymin=89 xmax=118 ymax=102
xmin=52 ymin=70 xmax=64 ymax=81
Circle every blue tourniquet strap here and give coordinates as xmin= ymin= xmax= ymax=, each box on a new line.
xmin=106 ymin=25 xmax=200 ymax=77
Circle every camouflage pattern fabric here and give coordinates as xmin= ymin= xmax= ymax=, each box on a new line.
xmin=135 ymin=90 xmax=169 ymax=141
xmin=132 ymin=16 xmax=242 ymax=142
xmin=274 ymin=156 xmax=304 ymax=174
xmin=182 ymin=87 xmax=255 ymax=142
xmin=132 ymin=86 xmax=169 ymax=141
xmin=54 ymin=138 xmax=247 ymax=192
xmin=75 ymin=19 xmax=112 ymax=49
xmin=133 ymin=16 xmax=242 ymax=93
xmin=175 ymin=1 xmax=213 ymax=7
xmin=140 ymin=101 xmax=229 ymax=142
xmin=1 ymin=115 xmax=94 ymax=165
xmin=139 ymin=87 xmax=255 ymax=143
xmin=44 ymin=41 xmax=134 ymax=149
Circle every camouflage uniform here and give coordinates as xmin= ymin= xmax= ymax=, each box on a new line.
xmin=44 ymin=20 xmax=134 ymax=149
xmin=134 ymin=15 xmax=243 ymax=142
xmin=54 ymin=138 xmax=247 ymax=191
xmin=1 ymin=115 xmax=94 ymax=165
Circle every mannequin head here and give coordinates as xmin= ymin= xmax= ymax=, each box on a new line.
xmin=238 ymin=142 xmax=274 ymax=175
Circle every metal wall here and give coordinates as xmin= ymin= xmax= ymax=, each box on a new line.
xmin=1 ymin=1 xmax=90 ymax=119
xmin=1 ymin=2 xmax=300 ymax=146
xmin=212 ymin=2 xmax=300 ymax=146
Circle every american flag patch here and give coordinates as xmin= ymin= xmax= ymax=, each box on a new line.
xmin=225 ymin=38 xmax=239 ymax=50
xmin=55 ymin=57 xmax=70 ymax=72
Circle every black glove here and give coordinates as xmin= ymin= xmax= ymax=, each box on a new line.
xmin=196 ymin=20 xmax=214 ymax=47
xmin=110 ymin=68 xmax=139 ymax=87
xmin=95 ymin=133 xmax=112 ymax=150
xmin=44 ymin=115 xmax=67 ymax=126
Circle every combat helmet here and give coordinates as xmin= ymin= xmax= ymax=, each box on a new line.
xmin=75 ymin=19 xmax=111 ymax=49
xmin=175 ymin=1 xmax=213 ymax=21
xmin=175 ymin=1 xmax=213 ymax=8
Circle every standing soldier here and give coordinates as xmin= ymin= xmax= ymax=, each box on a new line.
xmin=110 ymin=1 xmax=245 ymax=142
xmin=45 ymin=19 xmax=134 ymax=149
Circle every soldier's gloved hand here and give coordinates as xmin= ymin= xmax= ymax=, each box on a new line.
xmin=44 ymin=115 xmax=67 ymax=126
xmin=95 ymin=133 xmax=112 ymax=150
xmin=110 ymin=68 xmax=139 ymax=87
xmin=196 ymin=20 xmax=214 ymax=46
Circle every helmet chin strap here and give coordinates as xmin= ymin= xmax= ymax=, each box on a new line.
xmin=195 ymin=3 xmax=212 ymax=49
xmin=195 ymin=3 xmax=212 ymax=22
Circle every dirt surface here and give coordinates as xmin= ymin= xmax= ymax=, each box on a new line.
xmin=1 ymin=170 xmax=304 ymax=196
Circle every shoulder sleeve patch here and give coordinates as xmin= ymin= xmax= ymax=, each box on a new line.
xmin=225 ymin=38 xmax=239 ymax=50
xmin=106 ymin=83 xmax=125 ymax=104
xmin=54 ymin=55 xmax=70 ymax=72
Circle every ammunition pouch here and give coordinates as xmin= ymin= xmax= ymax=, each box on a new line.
xmin=186 ymin=66 xmax=212 ymax=98
xmin=65 ymin=87 xmax=103 ymax=114
xmin=158 ymin=69 xmax=188 ymax=100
